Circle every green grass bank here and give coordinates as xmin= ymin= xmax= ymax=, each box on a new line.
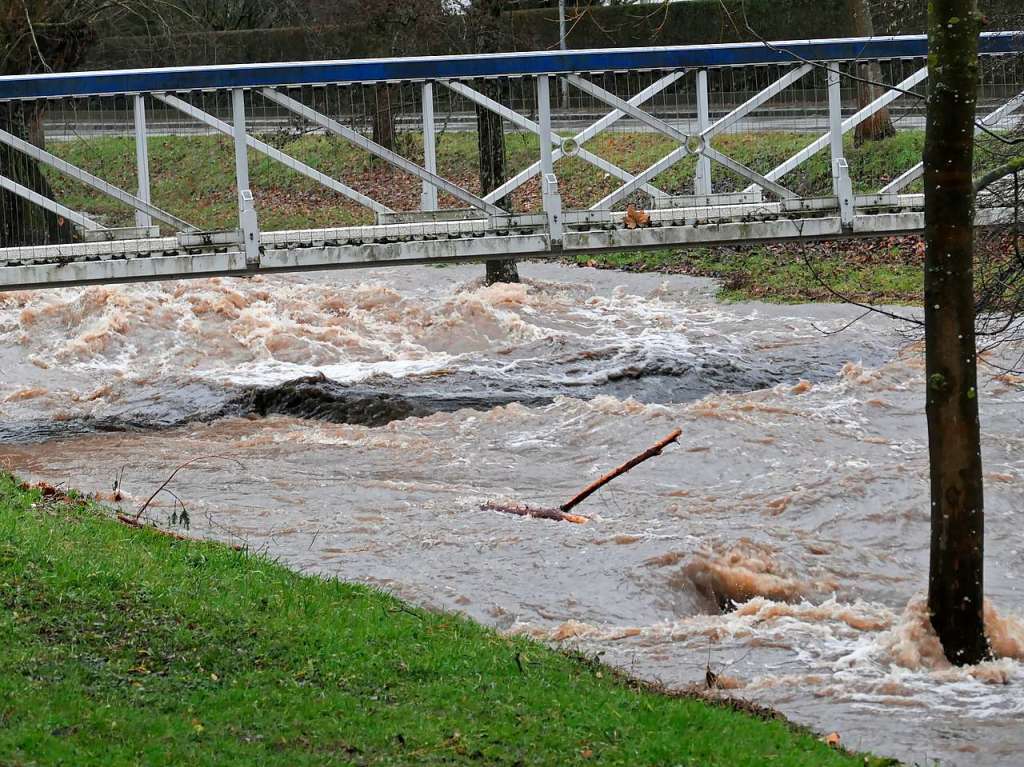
xmin=573 ymin=237 xmax=926 ymax=305
xmin=0 ymin=473 xmax=893 ymax=766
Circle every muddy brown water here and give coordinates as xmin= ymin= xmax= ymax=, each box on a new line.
xmin=2 ymin=262 xmax=1022 ymax=766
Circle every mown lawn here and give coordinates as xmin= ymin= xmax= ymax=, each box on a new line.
xmin=0 ymin=473 xmax=894 ymax=766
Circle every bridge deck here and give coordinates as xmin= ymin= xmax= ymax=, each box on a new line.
xmin=2 ymin=197 xmax=1010 ymax=291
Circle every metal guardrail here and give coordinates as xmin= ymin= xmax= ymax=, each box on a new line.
xmin=0 ymin=32 xmax=1021 ymax=290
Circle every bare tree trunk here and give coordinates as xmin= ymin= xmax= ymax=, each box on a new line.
xmin=372 ymin=84 xmax=396 ymax=152
xmin=472 ymin=0 xmax=519 ymax=285
xmin=849 ymin=0 xmax=896 ymax=145
xmin=923 ymin=0 xmax=989 ymax=666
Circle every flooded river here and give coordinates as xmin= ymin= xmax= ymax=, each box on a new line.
xmin=2 ymin=262 xmax=1022 ymax=765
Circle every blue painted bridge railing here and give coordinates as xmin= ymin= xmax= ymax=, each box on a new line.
xmin=0 ymin=32 xmax=1021 ymax=290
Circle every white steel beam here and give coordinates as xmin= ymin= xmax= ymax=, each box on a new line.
xmin=231 ymin=89 xmax=261 ymax=266
xmin=421 ymin=82 xmax=438 ymax=211
xmin=0 ymin=126 xmax=193 ymax=231
xmin=154 ymin=93 xmax=392 ymax=215
xmin=133 ymin=94 xmax=153 ymax=228
xmin=0 ymin=173 xmax=103 ymax=231
xmin=591 ymin=146 xmax=689 ymax=209
xmin=702 ymin=146 xmax=797 ymax=199
xmin=573 ymin=72 xmax=796 ymax=205
xmin=7 ymin=207 xmax=1004 ymax=292
xmin=980 ymin=87 xmax=1024 ymax=128
xmin=827 ymin=67 xmax=855 ymax=226
xmin=567 ymin=74 xmax=691 ymax=145
xmin=702 ymin=64 xmax=813 ymax=139
xmin=260 ymin=87 xmax=506 ymax=216
xmin=694 ymin=69 xmax=712 ymax=195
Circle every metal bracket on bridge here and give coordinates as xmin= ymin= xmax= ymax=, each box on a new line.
xmin=543 ymin=173 xmax=563 ymax=250
xmin=239 ymin=190 xmax=261 ymax=266
xmin=833 ymin=159 xmax=855 ymax=230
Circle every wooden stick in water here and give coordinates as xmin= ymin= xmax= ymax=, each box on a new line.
xmin=559 ymin=428 xmax=682 ymax=513
xmin=481 ymin=501 xmax=588 ymax=524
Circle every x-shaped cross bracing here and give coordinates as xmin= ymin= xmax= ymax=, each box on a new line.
xmin=442 ymin=79 xmax=671 ymax=204
xmin=570 ymin=69 xmax=806 ymax=209
xmin=480 ymin=66 xmax=808 ymax=210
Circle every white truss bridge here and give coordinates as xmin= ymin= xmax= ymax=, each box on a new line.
xmin=0 ymin=33 xmax=1021 ymax=291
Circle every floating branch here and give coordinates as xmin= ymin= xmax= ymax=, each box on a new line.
xmin=481 ymin=427 xmax=682 ymax=524
xmin=560 ymin=428 xmax=682 ymax=513
xmin=481 ymin=500 xmax=588 ymax=524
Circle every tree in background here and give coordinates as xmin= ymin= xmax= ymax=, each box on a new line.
xmin=0 ymin=0 xmax=109 ymax=245
xmin=848 ymin=0 xmax=896 ymax=143
xmin=367 ymin=1 xmax=446 ymax=151
xmin=459 ymin=0 xmax=521 ymax=285
xmin=178 ymin=1 xmax=301 ymax=32
xmin=922 ymin=0 xmax=989 ymax=665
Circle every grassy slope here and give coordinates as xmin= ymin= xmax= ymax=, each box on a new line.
xmin=0 ymin=474 xmax=892 ymax=766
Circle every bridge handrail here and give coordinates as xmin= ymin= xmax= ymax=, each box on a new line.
xmin=1 ymin=32 xmax=1021 ymax=101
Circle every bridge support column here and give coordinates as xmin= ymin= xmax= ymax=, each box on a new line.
xmin=694 ymin=69 xmax=712 ymax=197
xmin=828 ymin=67 xmax=855 ymax=230
xmin=420 ymin=82 xmax=438 ymax=212
xmin=537 ymin=74 xmax=563 ymax=250
xmin=231 ymin=89 xmax=261 ymax=266
xmin=133 ymin=94 xmax=152 ymax=229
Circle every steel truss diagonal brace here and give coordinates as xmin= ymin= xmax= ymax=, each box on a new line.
xmin=751 ymin=65 xmax=929 ymax=192
xmin=154 ymin=93 xmax=391 ymax=215
xmin=592 ymin=146 xmax=688 ymax=210
xmin=442 ymin=80 xmax=668 ymax=201
xmin=881 ymin=87 xmax=1024 ymax=194
xmin=0 ymin=173 xmax=103 ymax=230
xmin=567 ymin=74 xmax=691 ymax=145
xmin=0 ymin=126 xmax=194 ymax=231
xmin=703 ymin=147 xmax=796 ymax=199
xmin=260 ymin=88 xmax=505 ymax=216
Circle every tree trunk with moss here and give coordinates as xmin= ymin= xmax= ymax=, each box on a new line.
xmin=924 ymin=0 xmax=989 ymax=666
xmin=849 ymin=0 xmax=896 ymax=145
